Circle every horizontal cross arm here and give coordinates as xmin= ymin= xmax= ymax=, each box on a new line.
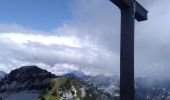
xmin=135 ymin=1 xmax=148 ymax=21
xmin=110 ymin=0 xmax=132 ymax=10
xmin=110 ymin=0 xmax=148 ymax=21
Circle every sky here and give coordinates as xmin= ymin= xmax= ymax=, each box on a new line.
xmin=0 ymin=0 xmax=170 ymax=79
xmin=0 ymin=0 xmax=72 ymax=30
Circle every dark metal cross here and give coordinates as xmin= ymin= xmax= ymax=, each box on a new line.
xmin=110 ymin=0 xmax=148 ymax=100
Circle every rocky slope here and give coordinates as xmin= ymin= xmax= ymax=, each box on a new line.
xmin=65 ymin=72 xmax=170 ymax=100
xmin=1 ymin=66 xmax=170 ymax=100
xmin=135 ymin=77 xmax=170 ymax=100
xmin=0 ymin=66 xmax=117 ymax=100
xmin=39 ymin=77 xmax=115 ymax=100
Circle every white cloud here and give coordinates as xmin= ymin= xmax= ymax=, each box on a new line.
xmin=0 ymin=0 xmax=170 ymax=79
xmin=0 ymin=30 xmax=117 ymax=75
xmin=0 ymin=33 xmax=81 ymax=48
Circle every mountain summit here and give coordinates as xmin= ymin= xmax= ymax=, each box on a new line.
xmin=0 ymin=65 xmax=55 ymax=92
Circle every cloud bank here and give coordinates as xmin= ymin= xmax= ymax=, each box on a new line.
xmin=0 ymin=0 xmax=170 ymax=79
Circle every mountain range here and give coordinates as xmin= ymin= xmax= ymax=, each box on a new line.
xmin=0 ymin=66 xmax=170 ymax=100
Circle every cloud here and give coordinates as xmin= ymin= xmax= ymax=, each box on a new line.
xmin=0 ymin=31 xmax=118 ymax=75
xmin=68 ymin=0 xmax=170 ymax=78
xmin=0 ymin=33 xmax=81 ymax=47
xmin=134 ymin=0 xmax=170 ymax=79
xmin=0 ymin=0 xmax=170 ymax=79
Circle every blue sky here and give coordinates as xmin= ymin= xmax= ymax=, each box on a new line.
xmin=0 ymin=0 xmax=120 ymax=75
xmin=0 ymin=0 xmax=72 ymax=31
xmin=0 ymin=0 xmax=170 ymax=79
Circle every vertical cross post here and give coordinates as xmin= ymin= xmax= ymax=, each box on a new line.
xmin=120 ymin=5 xmax=134 ymax=100
xmin=110 ymin=0 xmax=148 ymax=100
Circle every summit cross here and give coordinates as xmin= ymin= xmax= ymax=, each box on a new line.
xmin=110 ymin=0 xmax=148 ymax=100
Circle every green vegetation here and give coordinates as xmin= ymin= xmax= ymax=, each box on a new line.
xmin=39 ymin=77 xmax=82 ymax=100
xmin=38 ymin=77 xmax=117 ymax=100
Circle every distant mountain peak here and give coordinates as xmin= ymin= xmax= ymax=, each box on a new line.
xmin=71 ymin=70 xmax=86 ymax=77
xmin=9 ymin=65 xmax=53 ymax=77
xmin=0 ymin=71 xmax=6 ymax=75
xmin=63 ymin=70 xmax=86 ymax=79
xmin=19 ymin=65 xmax=44 ymax=71
xmin=0 ymin=71 xmax=6 ymax=80
xmin=21 ymin=65 xmax=38 ymax=69
xmin=0 ymin=66 xmax=56 ymax=92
